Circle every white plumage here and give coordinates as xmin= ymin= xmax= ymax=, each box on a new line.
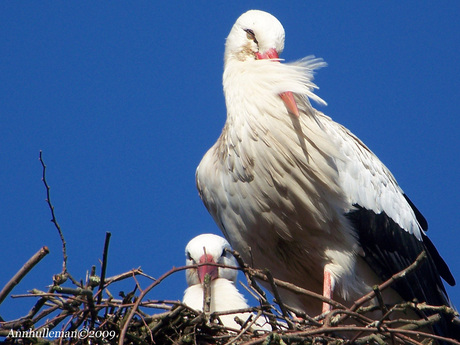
xmin=196 ymin=10 xmax=458 ymax=339
xmin=183 ymin=234 xmax=269 ymax=330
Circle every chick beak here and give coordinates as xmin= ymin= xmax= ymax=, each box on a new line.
xmin=198 ymin=254 xmax=218 ymax=283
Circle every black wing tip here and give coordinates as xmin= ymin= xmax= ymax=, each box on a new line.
xmin=403 ymin=194 xmax=428 ymax=231
xmin=422 ymin=233 xmax=456 ymax=286
xmin=347 ymin=205 xmax=455 ymax=307
xmin=401 ymin=194 xmax=455 ymax=286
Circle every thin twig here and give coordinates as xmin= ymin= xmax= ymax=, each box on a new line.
xmin=118 ymin=263 xmax=229 ymax=344
xmin=247 ymin=267 xmax=347 ymax=311
xmin=263 ymin=269 xmax=295 ymax=330
xmin=350 ymin=251 xmax=427 ymax=312
xmin=102 ymin=268 xmax=147 ymax=287
xmin=39 ymin=150 xmax=67 ymax=275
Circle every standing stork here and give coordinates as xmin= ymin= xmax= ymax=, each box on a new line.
xmin=196 ymin=9 xmax=459 ymax=340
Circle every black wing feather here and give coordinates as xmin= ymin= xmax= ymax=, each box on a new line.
xmin=403 ymin=193 xmax=428 ymax=231
xmin=346 ymin=204 xmax=459 ymax=341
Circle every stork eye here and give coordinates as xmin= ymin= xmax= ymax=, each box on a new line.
xmin=186 ymin=251 xmax=193 ymax=261
xmin=244 ymin=29 xmax=258 ymax=44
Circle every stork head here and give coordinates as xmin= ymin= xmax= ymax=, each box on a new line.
xmin=185 ymin=234 xmax=238 ymax=287
xmin=225 ymin=10 xmax=285 ymax=63
xmin=224 ymin=10 xmax=300 ymax=117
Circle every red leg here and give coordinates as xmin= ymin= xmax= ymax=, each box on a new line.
xmin=322 ymin=265 xmax=333 ymax=313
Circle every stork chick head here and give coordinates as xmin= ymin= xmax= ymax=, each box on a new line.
xmin=185 ymin=234 xmax=238 ymax=287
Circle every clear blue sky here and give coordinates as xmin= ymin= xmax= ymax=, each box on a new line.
xmin=1 ymin=2 xmax=459 ymax=324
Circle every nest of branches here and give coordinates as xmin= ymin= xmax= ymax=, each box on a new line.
xmin=1 ymin=245 xmax=460 ymax=345
xmin=1 ymin=153 xmax=459 ymax=345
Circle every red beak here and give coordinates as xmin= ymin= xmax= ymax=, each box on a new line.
xmin=255 ymin=48 xmax=300 ymax=117
xmin=198 ymin=254 xmax=218 ymax=283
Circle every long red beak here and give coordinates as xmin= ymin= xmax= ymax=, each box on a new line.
xmin=255 ymin=48 xmax=300 ymax=117
xmin=198 ymin=254 xmax=218 ymax=283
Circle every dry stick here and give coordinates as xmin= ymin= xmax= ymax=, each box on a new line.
xmin=323 ymin=309 xmax=415 ymax=345
xmin=240 ymin=325 xmax=460 ymax=345
xmin=343 ymin=252 xmax=430 ymax=343
xmin=21 ymin=290 xmax=59 ymax=327
xmin=239 ymin=264 xmax=277 ymax=327
xmin=118 ymin=266 xmax=187 ymax=344
xmin=230 ymin=249 xmax=269 ymax=305
xmin=333 ymin=252 xmax=428 ymax=329
xmin=351 ymin=251 xmax=427 ymax=312
xmin=35 ymin=308 xmax=75 ymax=333
xmin=0 ymin=304 xmax=61 ymax=331
xmin=230 ymin=248 xmax=347 ymax=311
xmin=148 ymin=305 xmax=187 ymax=335
xmin=131 ymin=274 xmax=144 ymax=296
xmin=284 ymin=304 xmax=322 ymax=326
xmin=366 ymin=285 xmax=395 ymax=345
xmin=232 ymin=249 xmax=313 ymax=328
xmin=226 ymin=310 xmax=267 ymax=345
xmin=97 ymin=231 xmax=111 ymax=304
xmin=247 ymin=267 xmax=347 ymax=311
xmin=399 ymin=301 xmax=458 ymax=318
xmin=235 ymin=249 xmax=346 ymax=327
xmin=0 ymin=246 xmax=49 ymax=306
xmin=137 ymin=310 xmax=154 ymax=343
xmin=18 ymin=152 xmax=72 ymax=325
xmin=118 ymin=262 xmax=235 ymax=345
xmin=373 ymin=285 xmax=389 ymax=316
xmin=323 ymin=308 xmax=416 ymax=345
xmin=238 ymin=282 xmax=283 ymax=331
xmin=203 ymin=273 xmax=212 ymax=325
xmin=51 ymin=286 xmax=93 ymax=297
xmin=239 ymin=281 xmax=262 ymax=303
xmin=11 ymin=291 xmax=63 ymax=299
xmin=59 ymin=312 xmax=80 ymax=345
xmin=354 ymin=331 xmax=422 ymax=345
xmin=39 ymin=150 xmax=67 ymax=276
xmin=99 ymin=268 xmax=147 ymax=290
xmin=339 ymin=253 xmax=432 ymax=343
xmin=28 ymin=289 xmax=65 ymax=308
xmin=323 ymin=308 xmax=371 ymax=328
xmin=263 ymin=269 xmax=296 ymax=330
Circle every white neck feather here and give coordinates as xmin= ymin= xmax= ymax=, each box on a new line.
xmin=183 ymin=278 xmax=256 ymax=329
xmin=183 ymin=278 xmax=248 ymax=312
xmin=223 ymin=57 xmax=326 ymax=125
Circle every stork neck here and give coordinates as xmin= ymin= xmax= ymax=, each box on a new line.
xmin=223 ymin=59 xmax=285 ymax=126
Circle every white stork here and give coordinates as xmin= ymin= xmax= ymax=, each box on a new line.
xmin=196 ymin=9 xmax=459 ymax=339
xmin=183 ymin=233 xmax=270 ymax=330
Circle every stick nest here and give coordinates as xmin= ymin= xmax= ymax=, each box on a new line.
xmin=1 ymin=244 xmax=459 ymax=345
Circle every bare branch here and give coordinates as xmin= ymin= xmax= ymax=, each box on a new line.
xmin=97 ymin=231 xmax=111 ymax=304
xmin=39 ymin=150 xmax=67 ymax=275
xmin=350 ymin=251 xmax=428 ymax=311
xmin=203 ymin=272 xmax=212 ymax=324
xmin=0 ymin=246 xmax=49 ymax=305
